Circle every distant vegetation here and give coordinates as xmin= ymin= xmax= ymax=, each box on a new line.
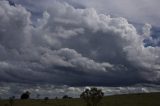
xmin=80 ymin=88 xmax=104 ymax=106
xmin=0 ymin=89 xmax=160 ymax=106
xmin=62 ymin=95 xmax=72 ymax=99
xmin=20 ymin=91 xmax=30 ymax=100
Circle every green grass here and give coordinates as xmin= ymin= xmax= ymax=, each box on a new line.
xmin=0 ymin=92 xmax=160 ymax=106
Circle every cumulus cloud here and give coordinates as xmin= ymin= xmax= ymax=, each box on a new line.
xmin=0 ymin=0 xmax=160 ymax=90
xmin=61 ymin=0 xmax=160 ymax=27
xmin=13 ymin=0 xmax=160 ymax=27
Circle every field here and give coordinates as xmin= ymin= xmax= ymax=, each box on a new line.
xmin=0 ymin=92 xmax=160 ymax=106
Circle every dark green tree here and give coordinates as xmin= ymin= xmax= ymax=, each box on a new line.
xmin=80 ymin=88 xmax=104 ymax=106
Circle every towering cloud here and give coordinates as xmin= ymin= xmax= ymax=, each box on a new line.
xmin=0 ymin=0 xmax=160 ymax=89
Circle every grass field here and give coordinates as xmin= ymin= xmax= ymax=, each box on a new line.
xmin=0 ymin=92 xmax=160 ymax=106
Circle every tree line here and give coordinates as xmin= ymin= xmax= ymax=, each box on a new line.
xmin=7 ymin=87 xmax=104 ymax=106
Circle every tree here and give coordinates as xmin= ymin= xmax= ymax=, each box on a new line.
xmin=44 ymin=97 xmax=49 ymax=103
xmin=62 ymin=95 xmax=72 ymax=99
xmin=20 ymin=91 xmax=30 ymax=99
xmin=9 ymin=96 xmax=15 ymax=106
xmin=80 ymin=88 xmax=104 ymax=106
xmin=62 ymin=95 xmax=68 ymax=99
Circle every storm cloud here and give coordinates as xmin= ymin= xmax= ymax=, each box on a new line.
xmin=0 ymin=0 xmax=160 ymax=96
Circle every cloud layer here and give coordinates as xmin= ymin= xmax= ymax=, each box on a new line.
xmin=0 ymin=0 xmax=160 ymax=90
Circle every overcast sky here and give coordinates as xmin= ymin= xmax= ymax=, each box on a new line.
xmin=0 ymin=0 xmax=160 ymax=98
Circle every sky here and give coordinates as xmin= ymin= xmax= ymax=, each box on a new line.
xmin=0 ymin=0 xmax=160 ymax=98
